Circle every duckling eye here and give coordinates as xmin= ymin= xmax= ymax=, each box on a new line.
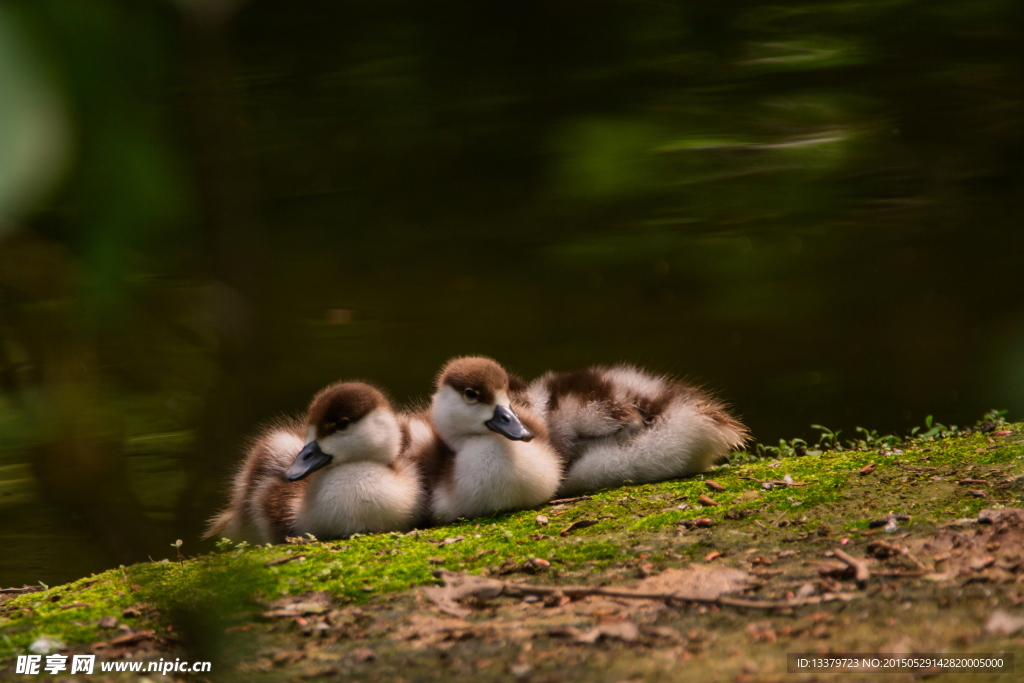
xmin=336 ymin=418 xmax=350 ymax=431
xmin=463 ymin=388 xmax=479 ymax=402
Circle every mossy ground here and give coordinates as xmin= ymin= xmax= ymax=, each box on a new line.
xmin=2 ymin=427 xmax=1024 ymax=681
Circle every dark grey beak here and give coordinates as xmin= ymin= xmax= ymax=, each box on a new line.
xmin=484 ymin=405 xmax=534 ymax=442
xmin=285 ymin=441 xmax=332 ymax=481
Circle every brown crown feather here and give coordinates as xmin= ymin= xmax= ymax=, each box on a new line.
xmin=306 ymin=381 xmax=391 ymax=439
xmin=436 ymin=356 xmax=509 ymax=405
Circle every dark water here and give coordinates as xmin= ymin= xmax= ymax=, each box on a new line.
xmin=1 ymin=0 xmax=1023 ymax=586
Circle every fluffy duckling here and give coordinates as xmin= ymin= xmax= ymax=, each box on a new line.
xmin=517 ymin=365 xmax=748 ymax=496
xmin=411 ymin=356 xmax=562 ymax=523
xmin=204 ymin=382 xmax=422 ymax=544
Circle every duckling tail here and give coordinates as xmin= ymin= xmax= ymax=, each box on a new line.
xmin=202 ymin=509 xmax=236 ymax=540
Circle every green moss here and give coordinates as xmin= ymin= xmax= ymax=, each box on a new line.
xmin=3 ymin=424 xmax=1022 ymax=662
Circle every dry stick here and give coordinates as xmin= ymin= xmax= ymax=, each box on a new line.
xmin=870 ymin=540 xmax=928 ymax=572
xmin=548 ymin=496 xmax=592 ymax=505
xmin=737 ymin=476 xmax=818 ymax=488
xmin=833 ymin=549 xmax=871 ymax=588
xmin=263 ymin=555 xmax=305 ymax=567
xmin=499 ymin=582 xmax=857 ymax=610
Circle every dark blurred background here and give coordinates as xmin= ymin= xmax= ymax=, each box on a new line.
xmin=1 ymin=0 xmax=1022 ymax=587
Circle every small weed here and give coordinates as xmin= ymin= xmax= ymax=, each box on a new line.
xmin=810 ymin=424 xmax=841 ymax=449
xmin=982 ymin=408 xmax=1009 ymax=424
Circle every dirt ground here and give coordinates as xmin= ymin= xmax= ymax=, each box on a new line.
xmin=3 ymin=427 xmax=1024 ymax=682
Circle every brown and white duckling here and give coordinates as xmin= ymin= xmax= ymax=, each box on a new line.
xmin=410 ymin=356 xmax=562 ymax=524
xmin=517 ymin=365 xmax=749 ymax=496
xmin=204 ymin=382 xmax=422 ymax=544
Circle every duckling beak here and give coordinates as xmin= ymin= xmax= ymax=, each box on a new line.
xmin=484 ymin=405 xmax=534 ymax=442
xmin=285 ymin=441 xmax=332 ymax=481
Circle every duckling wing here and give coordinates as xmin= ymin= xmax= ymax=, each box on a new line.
xmin=395 ymin=409 xmax=453 ymax=526
xmin=527 ymin=365 xmax=749 ymax=495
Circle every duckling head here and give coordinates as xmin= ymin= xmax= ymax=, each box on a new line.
xmin=285 ymin=382 xmax=401 ymax=482
xmin=432 ymin=356 xmax=534 ymax=445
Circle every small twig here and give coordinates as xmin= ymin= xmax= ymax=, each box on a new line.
xmin=263 ymin=555 xmax=305 ymax=567
xmin=467 ymin=549 xmax=498 ymax=562
xmin=833 ymin=549 xmax=870 ymax=588
xmin=737 ymin=476 xmax=817 ymax=488
xmin=500 ymin=582 xmax=857 ymax=609
xmin=549 ymin=496 xmax=592 ymax=505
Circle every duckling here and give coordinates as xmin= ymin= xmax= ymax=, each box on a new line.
xmin=410 ymin=356 xmax=562 ymax=524
xmin=517 ymin=365 xmax=749 ymax=496
xmin=204 ymin=382 xmax=423 ymax=544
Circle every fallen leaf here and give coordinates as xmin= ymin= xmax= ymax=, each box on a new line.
xmin=859 ymin=463 xmax=876 ymax=476
xmin=636 ymin=565 xmax=751 ymax=600
xmin=968 ymin=556 xmax=996 ymax=572
xmin=29 ymin=637 xmax=66 ymax=655
xmin=262 ymin=591 xmax=331 ymax=618
xmin=271 ymin=649 xmax=305 ymax=665
xmin=705 ymin=552 xmax=722 ymax=562
xmin=395 ymin=613 xmax=474 ymax=646
xmin=644 ymin=625 xmax=682 ymax=640
xmin=978 ymin=508 xmax=1024 ymax=524
xmin=422 ymin=570 xmax=505 ymax=617
xmin=59 ymin=602 xmax=92 ymax=611
xmin=985 ymin=610 xmax=1024 ymax=636
xmin=575 ymin=621 xmax=639 ymax=644
xmin=440 ymin=536 xmax=465 ymax=548
xmin=706 ymin=480 xmax=726 ymax=492
xmin=110 ymin=630 xmax=155 ymax=647
xmin=560 ymin=519 xmax=599 ymax=536
xmin=795 ymin=582 xmax=816 ymax=599
xmin=677 ymin=517 xmax=715 ymax=529
xmin=698 ymin=494 xmax=720 ymax=507
xmin=746 ymin=621 xmax=776 ymax=643
xmin=351 ymin=647 xmax=376 ymax=663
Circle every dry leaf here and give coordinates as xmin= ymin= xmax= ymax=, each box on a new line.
xmin=985 ymin=610 xmax=1024 ymax=636
xmin=575 ymin=621 xmax=639 ymax=644
xmin=351 ymin=647 xmax=376 ymax=663
xmin=262 ymin=591 xmax=331 ymax=618
xmin=110 ymin=630 xmax=155 ymax=647
xmin=636 ymin=565 xmax=751 ymax=601
xmin=440 ymin=536 xmax=465 ymax=548
xmin=422 ymin=570 xmax=505 ymax=617
xmin=560 ymin=519 xmax=599 ymax=536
